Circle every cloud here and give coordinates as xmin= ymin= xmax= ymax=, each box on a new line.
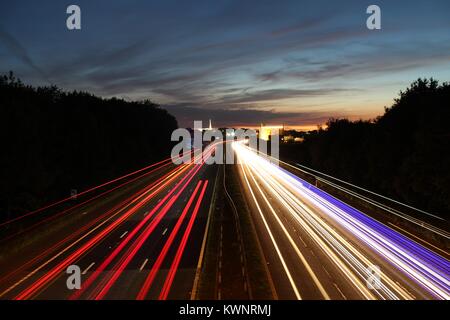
xmin=163 ymin=104 xmax=333 ymax=128
xmin=255 ymin=40 xmax=450 ymax=84
xmin=214 ymin=88 xmax=355 ymax=105
xmin=2 ymin=0 xmax=450 ymax=129
xmin=0 ymin=26 xmax=50 ymax=83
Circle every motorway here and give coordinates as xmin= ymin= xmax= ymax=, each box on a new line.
xmin=0 ymin=140 xmax=449 ymax=300
xmin=0 ymin=146 xmax=218 ymax=300
xmin=233 ymin=141 xmax=450 ymax=300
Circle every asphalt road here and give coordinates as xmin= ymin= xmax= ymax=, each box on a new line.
xmin=0 ymin=141 xmax=448 ymax=300
xmin=233 ymin=141 xmax=449 ymax=300
xmin=0 ymin=152 xmax=218 ymax=300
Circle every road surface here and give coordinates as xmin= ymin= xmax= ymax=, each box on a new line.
xmin=0 ymin=141 xmax=448 ymax=300
xmin=232 ymin=141 xmax=449 ymax=300
xmin=0 ymin=146 xmax=218 ymax=300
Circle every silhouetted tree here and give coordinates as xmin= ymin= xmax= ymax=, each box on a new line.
xmin=281 ymin=78 xmax=450 ymax=217
xmin=0 ymin=73 xmax=178 ymax=220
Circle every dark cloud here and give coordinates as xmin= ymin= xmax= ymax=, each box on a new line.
xmin=270 ymin=16 xmax=329 ymax=37
xmin=0 ymin=26 xmax=50 ymax=83
xmin=255 ymin=42 xmax=450 ymax=83
xmin=1 ymin=1 xmax=450 ymax=127
xmin=163 ymin=104 xmax=334 ymax=128
xmin=214 ymin=88 xmax=356 ymax=105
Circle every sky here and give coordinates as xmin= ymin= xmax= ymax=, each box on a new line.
xmin=1 ymin=1 xmax=450 ymax=129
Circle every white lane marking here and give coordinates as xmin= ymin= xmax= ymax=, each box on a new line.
xmin=0 ymin=170 xmax=179 ymax=298
xmin=333 ymin=283 xmax=346 ymax=300
xmin=81 ymin=211 xmax=88 ymax=215
xmin=120 ymin=231 xmax=128 ymax=239
xmin=241 ymin=164 xmax=302 ymax=300
xmin=143 ymin=211 xmax=149 ymax=216
xmin=322 ymin=266 xmax=331 ymax=278
xmin=162 ymin=228 xmax=168 ymax=235
xmin=82 ymin=262 xmax=95 ymax=275
xmin=298 ymin=235 xmax=308 ymax=247
xmin=139 ymin=259 xmax=149 ymax=272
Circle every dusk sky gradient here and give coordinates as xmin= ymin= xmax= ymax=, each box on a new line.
xmin=1 ymin=0 xmax=449 ymax=128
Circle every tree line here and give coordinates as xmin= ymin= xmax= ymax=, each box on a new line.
xmin=0 ymin=72 xmax=178 ymax=221
xmin=281 ymin=78 xmax=450 ymax=218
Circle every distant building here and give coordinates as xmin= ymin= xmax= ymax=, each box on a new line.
xmin=259 ymin=124 xmax=284 ymax=141
xmin=282 ymin=135 xmax=304 ymax=143
xmin=282 ymin=135 xmax=294 ymax=142
xmin=195 ymin=119 xmax=214 ymax=132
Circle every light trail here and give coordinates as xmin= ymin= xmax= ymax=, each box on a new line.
xmin=159 ymin=180 xmax=209 ymax=300
xmin=137 ymin=180 xmax=203 ymax=300
xmin=0 ymin=155 xmax=183 ymax=227
xmin=0 ymin=159 xmax=176 ymax=243
xmin=240 ymin=162 xmax=302 ymax=300
xmin=68 ymin=163 xmax=198 ymax=300
xmin=312 ymin=176 xmax=450 ymax=240
xmin=92 ymin=164 xmax=206 ymax=299
xmin=233 ymin=141 xmax=450 ymax=300
xmin=243 ymin=161 xmax=402 ymax=299
xmin=2 ymin=142 xmax=217 ymax=300
xmin=292 ymin=162 xmax=445 ymax=221
xmin=0 ymin=164 xmax=186 ymax=298
xmin=248 ymin=147 xmax=448 ymax=239
xmin=74 ymin=145 xmax=215 ymax=299
xmin=14 ymin=163 xmax=190 ymax=300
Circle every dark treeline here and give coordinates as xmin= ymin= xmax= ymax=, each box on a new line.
xmin=281 ymin=78 xmax=450 ymax=218
xmin=0 ymin=72 xmax=178 ymax=220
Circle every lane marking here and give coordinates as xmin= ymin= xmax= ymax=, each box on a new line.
xmin=162 ymin=228 xmax=168 ymax=236
xmin=82 ymin=262 xmax=95 ymax=275
xmin=333 ymin=283 xmax=347 ymax=300
xmin=191 ymin=166 xmax=220 ymax=300
xmin=120 ymin=231 xmax=128 ymax=239
xmin=298 ymin=235 xmax=308 ymax=247
xmin=240 ymin=163 xmax=302 ymax=300
xmin=223 ymin=163 xmax=252 ymax=299
xmin=322 ymin=266 xmax=331 ymax=278
xmin=2 ymin=164 xmax=189 ymax=299
xmin=139 ymin=259 xmax=149 ymax=272
xmin=244 ymin=163 xmax=331 ymax=299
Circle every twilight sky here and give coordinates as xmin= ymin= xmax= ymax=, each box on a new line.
xmin=1 ymin=1 xmax=449 ymax=129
